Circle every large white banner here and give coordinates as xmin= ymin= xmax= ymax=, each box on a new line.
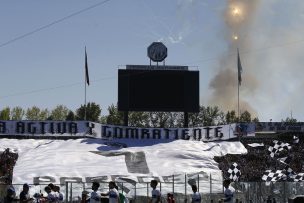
xmin=0 ymin=120 xmax=255 ymax=141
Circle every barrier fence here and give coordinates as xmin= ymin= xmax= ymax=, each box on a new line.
xmin=1 ymin=175 xmax=304 ymax=203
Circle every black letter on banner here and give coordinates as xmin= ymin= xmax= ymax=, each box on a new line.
xmin=57 ymin=122 xmax=67 ymax=134
xmin=137 ymin=176 xmax=161 ymax=183
xmin=69 ymin=122 xmax=78 ymax=134
xmin=60 ymin=177 xmax=83 ymax=185
xmin=214 ymin=127 xmax=223 ymax=138
xmin=126 ymin=128 xmax=138 ymax=139
xmin=141 ymin=128 xmax=150 ymax=139
xmin=164 ymin=129 xmax=171 ymax=139
xmin=33 ymin=176 xmax=56 ymax=185
xmin=0 ymin=121 xmax=6 ymax=134
xmin=49 ymin=122 xmax=55 ymax=134
xmin=193 ymin=129 xmax=202 ymax=140
xmin=40 ymin=122 xmax=46 ymax=134
xmin=203 ymin=127 xmax=212 ymax=139
xmin=86 ymin=122 xmax=94 ymax=135
xmin=16 ymin=122 xmax=25 ymax=134
xmin=85 ymin=176 xmax=109 ymax=183
xmin=174 ymin=129 xmax=179 ymax=139
xmin=102 ymin=126 xmax=111 ymax=137
xmin=152 ymin=129 xmax=161 ymax=139
xmin=28 ymin=122 xmax=36 ymax=134
xmin=114 ymin=127 xmax=123 ymax=138
xmin=182 ymin=129 xmax=190 ymax=140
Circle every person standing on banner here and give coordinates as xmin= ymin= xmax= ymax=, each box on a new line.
xmin=219 ymin=180 xmax=234 ymax=203
xmin=191 ymin=185 xmax=201 ymax=203
xmin=149 ymin=180 xmax=161 ymax=203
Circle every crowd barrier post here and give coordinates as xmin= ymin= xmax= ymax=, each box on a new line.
xmin=197 ymin=174 xmax=199 ymax=192
xmin=184 ymin=173 xmax=187 ymax=201
xmin=69 ymin=182 xmax=72 ymax=203
xmin=65 ymin=182 xmax=68 ymax=203
xmin=146 ymin=182 xmax=149 ymax=201
xmin=172 ymin=174 xmax=174 ymax=194
xmin=283 ymin=181 xmax=286 ymax=203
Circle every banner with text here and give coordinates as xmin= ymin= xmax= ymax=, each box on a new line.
xmin=0 ymin=120 xmax=255 ymax=141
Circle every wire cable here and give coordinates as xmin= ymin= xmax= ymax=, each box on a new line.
xmin=0 ymin=0 xmax=113 ymax=48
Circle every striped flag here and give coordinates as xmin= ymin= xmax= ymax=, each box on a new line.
xmin=237 ymin=48 xmax=242 ymax=86
xmin=85 ymin=47 xmax=90 ymax=86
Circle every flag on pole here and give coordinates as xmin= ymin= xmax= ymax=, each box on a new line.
xmin=237 ymin=48 xmax=242 ymax=86
xmin=85 ymin=47 xmax=90 ymax=86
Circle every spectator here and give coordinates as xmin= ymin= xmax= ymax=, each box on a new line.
xmin=54 ymin=185 xmax=63 ymax=203
xmin=101 ymin=181 xmax=120 ymax=203
xmin=191 ymin=185 xmax=201 ymax=203
xmin=3 ymin=186 xmax=17 ymax=203
xmin=20 ymin=183 xmax=33 ymax=203
xmin=149 ymin=180 xmax=161 ymax=203
xmin=219 ymin=180 xmax=234 ymax=203
xmin=44 ymin=186 xmax=56 ymax=202
xmin=90 ymin=182 xmax=101 ymax=203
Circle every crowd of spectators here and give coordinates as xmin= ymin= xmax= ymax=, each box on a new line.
xmin=0 ymin=148 xmax=18 ymax=184
xmin=214 ymin=135 xmax=304 ymax=182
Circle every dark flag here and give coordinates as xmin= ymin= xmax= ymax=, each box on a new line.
xmin=237 ymin=48 xmax=242 ymax=86
xmin=85 ymin=47 xmax=90 ymax=85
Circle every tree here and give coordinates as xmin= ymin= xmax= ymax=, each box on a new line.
xmin=148 ymin=112 xmax=172 ymax=128
xmin=282 ymin=117 xmax=297 ymax=123
xmin=66 ymin=110 xmax=76 ymax=121
xmin=226 ymin=110 xmax=238 ymax=124
xmin=26 ymin=106 xmax=49 ymax=120
xmin=106 ymin=104 xmax=124 ymax=125
xmin=0 ymin=107 xmax=10 ymax=120
xmin=202 ymin=106 xmax=221 ymax=126
xmin=240 ymin=110 xmax=251 ymax=122
xmin=128 ymin=111 xmax=149 ymax=127
xmin=11 ymin=106 xmax=25 ymax=120
xmin=76 ymin=102 xmax=101 ymax=122
xmin=50 ymin=105 xmax=69 ymax=120
xmin=252 ymin=117 xmax=259 ymax=122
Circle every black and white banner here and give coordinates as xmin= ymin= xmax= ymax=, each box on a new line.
xmin=0 ymin=121 xmax=255 ymax=141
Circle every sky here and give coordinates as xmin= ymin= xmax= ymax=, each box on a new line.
xmin=1 ymin=0 xmax=304 ymax=122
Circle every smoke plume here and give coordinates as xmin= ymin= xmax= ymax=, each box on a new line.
xmin=209 ymin=0 xmax=260 ymax=116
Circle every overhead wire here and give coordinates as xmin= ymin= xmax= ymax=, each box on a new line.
xmin=0 ymin=0 xmax=113 ymax=48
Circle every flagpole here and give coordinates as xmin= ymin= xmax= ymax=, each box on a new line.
xmin=238 ymin=73 xmax=240 ymax=121
xmin=85 ymin=73 xmax=87 ymax=121
xmin=84 ymin=47 xmax=87 ymax=121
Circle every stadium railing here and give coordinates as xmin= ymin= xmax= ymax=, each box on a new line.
xmin=1 ymin=177 xmax=303 ymax=203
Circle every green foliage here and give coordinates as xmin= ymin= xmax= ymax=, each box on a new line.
xmin=226 ymin=110 xmax=238 ymax=124
xmin=50 ymin=105 xmax=69 ymax=120
xmin=281 ymin=117 xmax=297 ymax=123
xmin=11 ymin=106 xmax=24 ymax=120
xmin=128 ymin=111 xmax=149 ymax=127
xmin=66 ymin=110 xmax=76 ymax=121
xmin=25 ymin=106 xmax=49 ymax=120
xmin=0 ymin=107 xmax=11 ymax=120
xmin=240 ymin=110 xmax=252 ymax=122
xmin=106 ymin=104 xmax=124 ymax=125
xmin=76 ymin=102 xmax=101 ymax=122
xmin=252 ymin=117 xmax=259 ymax=122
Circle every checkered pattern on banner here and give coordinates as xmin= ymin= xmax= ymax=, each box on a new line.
xmin=278 ymin=156 xmax=292 ymax=165
xmin=268 ymin=140 xmax=291 ymax=157
xmin=291 ymin=173 xmax=304 ymax=182
xmin=284 ymin=166 xmax=296 ymax=178
xmin=227 ymin=162 xmax=241 ymax=181
xmin=262 ymin=170 xmax=285 ymax=182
